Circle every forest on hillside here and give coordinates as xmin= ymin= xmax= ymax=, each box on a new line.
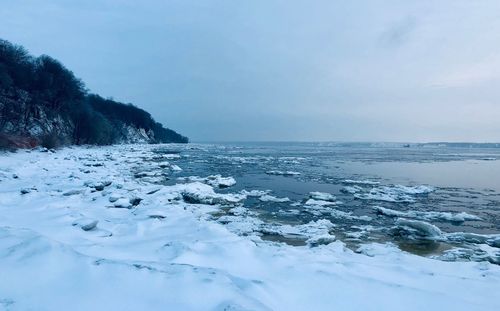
xmin=0 ymin=39 xmax=188 ymax=148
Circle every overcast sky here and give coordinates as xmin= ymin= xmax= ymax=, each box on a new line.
xmin=2 ymin=0 xmax=500 ymax=142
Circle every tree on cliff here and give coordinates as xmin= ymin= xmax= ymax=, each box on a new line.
xmin=0 ymin=38 xmax=188 ymax=147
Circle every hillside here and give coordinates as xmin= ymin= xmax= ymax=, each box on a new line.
xmin=0 ymin=39 xmax=188 ymax=148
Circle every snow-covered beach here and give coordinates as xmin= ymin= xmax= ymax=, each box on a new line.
xmin=1 ymin=145 xmax=499 ymax=311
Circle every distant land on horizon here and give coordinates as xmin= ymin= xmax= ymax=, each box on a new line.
xmin=194 ymin=141 xmax=500 ymax=148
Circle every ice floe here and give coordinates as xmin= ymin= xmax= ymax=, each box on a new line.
xmin=265 ymin=170 xmax=301 ymax=176
xmin=304 ymin=199 xmax=338 ymax=206
xmin=341 ymin=185 xmax=363 ymax=194
xmin=113 ymin=197 xmax=133 ymax=208
xmin=446 ymin=232 xmax=500 ymax=247
xmin=258 ymin=194 xmax=290 ymax=203
xmin=178 ymin=174 xmax=236 ymax=188
xmin=258 ymin=219 xmax=336 ymax=246
xmin=434 ymin=245 xmax=500 ymax=265
xmin=375 ymin=206 xmax=482 ymax=222
xmin=343 ymin=179 xmax=380 ymax=185
xmin=393 ymin=218 xmax=443 ymax=239
xmin=309 ymin=191 xmax=336 ymax=201
xmin=354 ymin=185 xmax=434 ymax=203
xmin=239 ymin=189 xmax=272 ymax=197
xmin=302 ymin=199 xmax=370 ymax=221
xmin=177 ymin=182 xmax=245 ymax=205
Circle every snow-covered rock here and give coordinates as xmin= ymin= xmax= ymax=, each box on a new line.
xmin=72 ymin=218 xmax=99 ymax=231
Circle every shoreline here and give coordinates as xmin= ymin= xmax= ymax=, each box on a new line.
xmin=0 ymin=144 xmax=499 ymax=310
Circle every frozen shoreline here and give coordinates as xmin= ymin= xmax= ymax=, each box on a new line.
xmin=0 ymin=145 xmax=499 ymax=311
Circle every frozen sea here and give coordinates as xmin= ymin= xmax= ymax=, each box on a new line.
xmin=160 ymin=142 xmax=500 ymax=261
xmin=1 ymin=142 xmax=499 ymax=310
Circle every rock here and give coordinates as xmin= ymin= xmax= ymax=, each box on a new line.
xmin=72 ymin=218 xmax=98 ymax=231
xmin=63 ymin=189 xmax=82 ymax=196
xmin=81 ymin=220 xmax=98 ymax=231
xmin=130 ymin=197 xmax=142 ymax=206
xmin=20 ymin=188 xmax=31 ymax=195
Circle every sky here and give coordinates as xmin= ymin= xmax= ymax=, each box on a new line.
xmin=1 ymin=0 xmax=500 ymax=142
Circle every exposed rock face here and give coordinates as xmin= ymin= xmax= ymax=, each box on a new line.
xmin=0 ymin=88 xmax=74 ymax=145
xmin=119 ymin=125 xmax=156 ymax=144
xmin=0 ymin=88 xmax=163 ymax=148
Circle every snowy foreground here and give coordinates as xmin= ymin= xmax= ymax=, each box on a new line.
xmin=0 ymin=145 xmax=499 ymax=311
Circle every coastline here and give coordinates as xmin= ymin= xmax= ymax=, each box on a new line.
xmin=0 ymin=144 xmax=499 ymax=310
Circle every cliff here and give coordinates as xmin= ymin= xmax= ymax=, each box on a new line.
xmin=0 ymin=39 xmax=188 ymax=149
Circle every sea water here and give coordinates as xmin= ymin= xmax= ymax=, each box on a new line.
xmin=145 ymin=142 xmax=500 ymax=262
